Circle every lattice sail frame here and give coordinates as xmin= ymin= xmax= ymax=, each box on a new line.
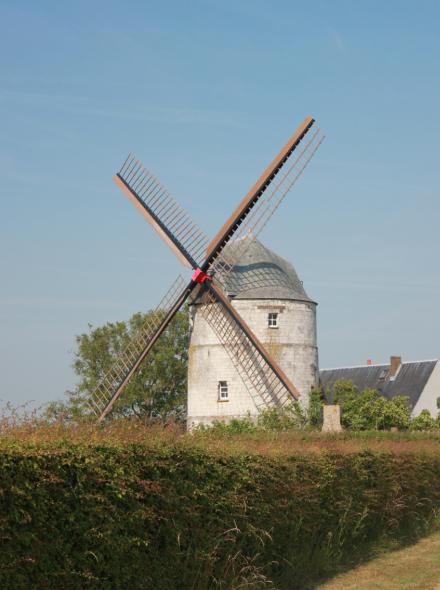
xmin=211 ymin=126 xmax=325 ymax=290
xmin=115 ymin=156 xmax=209 ymax=269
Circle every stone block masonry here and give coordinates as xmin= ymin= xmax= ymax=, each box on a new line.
xmin=187 ymin=298 xmax=318 ymax=428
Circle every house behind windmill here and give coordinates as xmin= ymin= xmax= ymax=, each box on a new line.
xmin=187 ymin=238 xmax=318 ymax=427
xmin=320 ymin=357 xmax=440 ymax=417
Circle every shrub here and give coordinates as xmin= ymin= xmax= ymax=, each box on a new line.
xmin=196 ymin=396 xmax=323 ymax=436
xmin=411 ymin=409 xmax=439 ymax=431
xmin=330 ymin=381 xmax=412 ymax=431
xmin=1 ymin=441 xmax=440 ymax=589
xmin=257 ymin=403 xmax=307 ymax=431
xmin=202 ymin=415 xmax=258 ymax=435
xmin=308 ymin=388 xmax=325 ymax=428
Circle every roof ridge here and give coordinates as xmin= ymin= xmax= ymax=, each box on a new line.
xmin=321 ymin=359 xmax=439 ymax=371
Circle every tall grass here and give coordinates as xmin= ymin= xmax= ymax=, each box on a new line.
xmin=2 ymin=407 xmax=440 ymax=456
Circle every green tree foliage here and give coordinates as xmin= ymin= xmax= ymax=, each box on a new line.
xmin=331 ymin=380 xmax=412 ymax=430
xmin=308 ymin=388 xmax=325 ymax=428
xmin=46 ymin=310 xmax=189 ymax=422
xmin=411 ymin=409 xmax=439 ymax=431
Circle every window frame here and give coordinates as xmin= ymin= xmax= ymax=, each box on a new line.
xmin=267 ymin=312 xmax=279 ymax=329
xmin=218 ymin=380 xmax=229 ymax=401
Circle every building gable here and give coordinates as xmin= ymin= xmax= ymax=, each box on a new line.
xmin=320 ymin=360 xmax=438 ymax=410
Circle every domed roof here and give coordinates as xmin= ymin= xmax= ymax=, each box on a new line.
xmin=217 ymin=237 xmax=315 ymax=303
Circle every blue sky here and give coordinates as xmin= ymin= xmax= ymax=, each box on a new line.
xmin=1 ymin=0 xmax=439 ymax=407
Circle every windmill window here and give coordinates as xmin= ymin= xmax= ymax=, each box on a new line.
xmin=268 ymin=312 xmax=278 ymax=328
xmin=218 ymin=381 xmax=229 ymax=401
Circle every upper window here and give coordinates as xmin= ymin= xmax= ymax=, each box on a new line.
xmin=218 ymin=380 xmax=229 ymax=401
xmin=268 ymin=312 xmax=278 ymax=328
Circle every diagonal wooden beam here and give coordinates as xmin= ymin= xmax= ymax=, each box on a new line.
xmin=96 ymin=279 xmax=194 ymax=423
xmin=207 ymin=281 xmax=300 ymax=400
xmin=204 ymin=116 xmax=314 ymax=269
xmin=114 ymin=175 xmax=196 ymax=269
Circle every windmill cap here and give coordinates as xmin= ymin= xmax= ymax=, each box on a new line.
xmin=219 ymin=236 xmax=315 ymax=303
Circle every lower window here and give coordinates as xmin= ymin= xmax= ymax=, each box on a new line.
xmin=218 ymin=380 xmax=229 ymax=401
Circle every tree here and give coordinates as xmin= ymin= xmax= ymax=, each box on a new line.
xmin=331 ymin=379 xmax=359 ymax=407
xmin=340 ymin=387 xmax=384 ymax=430
xmin=330 ymin=380 xmax=411 ymax=430
xmin=382 ymin=396 xmax=412 ymax=430
xmin=46 ymin=310 xmax=189 ymax=422
xmin=411 ymin=409 xmax=438 ymax=431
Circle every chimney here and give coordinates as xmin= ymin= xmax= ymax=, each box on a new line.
xmin=367 ymin=359 xmax=373 ymax=366
xmin=389 ymin=356 xmax=402 ymax=378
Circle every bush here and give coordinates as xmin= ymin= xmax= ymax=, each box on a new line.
xmin=202 ymin=415 xmax=258 ymax=435
xmin=308 ymin=388 xmax=325 ymax=428
xmin=257 ymin=403 xmax=307 ymax=431
xmin=1 ymin=440 xmax=440 ymax=589
xmin=331 ymin=381 xmax=412 ymax=431
xmin=196 ymin=396 xmax=323 ymax=436
xmin=411 ymin=409 xmax=439 ymax=431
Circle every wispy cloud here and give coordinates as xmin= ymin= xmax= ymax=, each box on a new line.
xmin=0 ymin=296 xmax=127 ymax=310
xmin=328 ymin=27 xmax=345 ymax=52
xmin=308 ymin=278 xmax=440 ymax=295
xmin=0 ymin=89 xmax=245 ymax=127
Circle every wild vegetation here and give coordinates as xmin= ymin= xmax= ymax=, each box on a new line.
xmin=2 ymin=313 xmax=440 ymax=588
xmin=1 ymin=414 xmax=440 ymax=590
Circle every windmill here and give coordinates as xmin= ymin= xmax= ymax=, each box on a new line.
xmin=88 ymin=116 xmax=324 ymax=422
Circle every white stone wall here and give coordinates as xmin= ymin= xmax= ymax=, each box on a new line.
xmin=412 ymin=361 xmax=440 ymax=417
xmin=187 ymin=298 xmax=318 ymax=428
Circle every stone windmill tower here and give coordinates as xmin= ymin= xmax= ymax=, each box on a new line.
xmin=187 ymin=237 xmax=318 ymax=427
xmin=86 ymin=117 xmax=324 ymax=426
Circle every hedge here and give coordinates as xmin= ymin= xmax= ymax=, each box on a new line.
xmin=1 ymin=442 xmax=440 ymax=589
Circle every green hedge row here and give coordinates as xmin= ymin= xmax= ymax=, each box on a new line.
xmin=1 ymin=443 xmax=440 ymax=589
